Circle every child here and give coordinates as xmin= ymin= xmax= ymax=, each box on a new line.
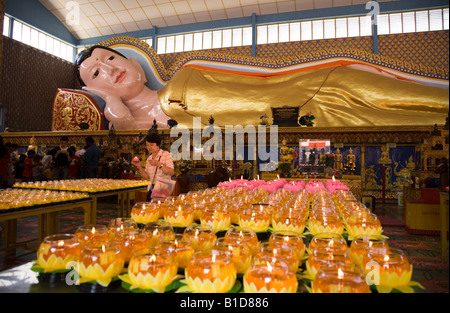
xmin=22 ymin=150 xmax=35 ymax=182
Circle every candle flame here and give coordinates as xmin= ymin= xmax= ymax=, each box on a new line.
xmin=178 ymin=205 xmax=182 ymax=212
xmin=283 ymin=236 xmax=290 ymax=243
xmin=239 ymin=231 xmax=243 ymax=238
xmin=174 ymin=239 xmax=178 ymax=247
xmin=332 ymin=176 xmax=336 ymax=182
xmin=273 ymin=248 xmax=278 ymax=257
xmin=57 ymin=240 xmax=64 ymax=247
xmin=194 ymin=229 xmax=199 ymax=237
xmin=266 ymin=261 xmax=273 ymax=272
xmin=277 ymin=174 xmax=280 ymax=179
xmin=91 ymin=227 xmax=96 ymax=235
xmin=384 ymin=255 xmax=390 ymax=262
xmin=257 ymin=175 xmax=260 ymax=180
xmin=328 ymin=239 xmax=334 ymax=247
xmin=212 ymin=253 xmax=216 ymax=263
xmin=101 ymin=245 xmax=106 ymax=253
xmin=338 ymin=268 xmax=344 ymax=279
xmin=150 ymin=254 xmax=156 ymax=262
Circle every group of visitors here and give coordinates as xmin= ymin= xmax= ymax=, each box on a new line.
xmin=0 ymin=135 xmax=101 ymax=189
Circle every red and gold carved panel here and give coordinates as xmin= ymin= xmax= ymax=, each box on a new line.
xmin=51 ymin=89 xmax=104 ymax=131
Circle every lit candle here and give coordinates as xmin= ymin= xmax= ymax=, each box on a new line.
xmin=185 ymin=250 xmax=237 ymax=293
xmin=308 ymin=211 xmax=344 ymax=235
xmin=115 ymin=230 xmax=150 ymax=263
xmin=349 ymin=234 xmax=389 ymax=267
xmin=271 ymin=208 xmax=307 ymax=234
xmin=122 ymin=248 xmax=179 ymax=292
xmin=362 ymin=248 xmax=413 ymax=290
xmin=224 ymin=227 xmax=259 ymax=256
xmin=182 ymin=224 xmax=217 ymax=251
xmin=306 ymin=244 xmax=352 ymax=280
xmin=308 ymin=232 xmax=348 ymax=254
xmin=107 ymin=217 xmax=138 ymax=239
xmin=36 ymin=234 xmax=80 ymax=272
xmin=158 ymin=236 xmax=195 ymax=269
xmin=345 ymin=211 xmax=383 ymax=238
xmin=130 ymin=202 xmax=160 ymax=225
xmin=75 ymin=224 xmax=109 ymax=250
xmin=254 ymin=242 xmax=299 ymax=274
xmin=243 ymin=260 xmax=298 ymax=293
xmin=311 ymin=264 xmax=371 ymax=293
xmin=144 ymin=221 xmax=176 ymax=248
xmin=269 ymin=231 xmax=306 ymax=266
xmin=164 ymin=204 xmax=194 ymax=228
xmin=200 ymin=207 xmax=231 ymax=233
xmin=239 ymin=204 xmax=271 ymax=233
xmin=215 ymin=238 xmax=252 ymax=274
xmin=76 ymin=241 xmax=125 ymax=287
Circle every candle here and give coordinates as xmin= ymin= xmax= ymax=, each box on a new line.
xmin=122 ymin=248 xmax=179 ymax=292
xmin=308 ymin=232 xmax=348 ymax=254
xmin=311 ymin=264 xmax=371 ymax=293
xmin=271 ymin=208 xmax=307 ymax=234
xmin=107 ymin=217 xmax=138 ymax=239
xmin=308 ymin=211 xmax=344 ymax=235
xmin=130 ymin=202 xmax=160 ymax=225
xmin=345 ymin=211 xmax=383 ymax=238
xmin=164 ymin=204 xmax=194 ymax=228
xmin=215 ymin=237 xmax=252 ymax=274
xmin=306 ymin=245 xmax=352 ymax=280
xmin=254 ymin=242 xmax=299 ymax=274
xmin=75 ymin=224 xmax=109 ymax=250
xmin=349 ymin=234 xmax=389 ymax=267
xmin=224 ymin=226 xmax=259 ymax=256
xmin=269 ymin=230 xmax=306 ymax=265
xmin=76 ymin=241 xmax=125 ymax=287
xmin=158 ymin=236 xmax=195 ymax=269
xmin=182 ymin=224 xmax=217 ymax=251
xmin=243 ymin=261 xmax=298 ymax=293
xmin=239 ymin=204 xmax=271 ymax=233
xmin=115 ymin=230 xmax=150 ymax=263
xmin=200 ymin=207 xmax=231 ymax=233
xmin=144 ymin=221 xmax=176 ymax=247
xmin=362 ymin=248 xmax=413 ymax=290
xmin=185 ymin=250 xmax=237 ymax=293
xmin=36 ymin=234 xmax=80 ymax=272
xmin=191 ymin=200 xmax=206 ymax=221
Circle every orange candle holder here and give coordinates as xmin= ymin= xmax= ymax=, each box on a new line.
xmin=345 ymin=212 xmax=383 ymax=238
xmin=349 ymin=234 xmax=389 ymax=267
xmin=76 ymin=241 xmax=125 ymax=287
xmin=362 ymin=248 xmax=413 ymax=291
xmin=215 ymin=237 xmax=252 ymax=274
xmin=308 ymin=232 xmax=348 ymax=254
xmin=75 ymin=224 xmax=109 ymax=250
xmin=130 ymin=202 xmax=160 ymax=225
xmin=36 ymin=234 xmax=80 ymax=272
xmin=159 ymin=236 xmax=194 ymax=269
xmin=115 ymin=230 xmax=150 ymax=263
xmin=191 ymin=201 xmax=206 ymax=221
xmin=122 ymin=248 xmax=179 ymax=292
xmin=306 ymin=245 xmax=353 ymax=280
xmin=271 ymin=209 xmax=307 ymax=235
xmin=239 ymin=204 xmax=271 ymax=233
xmin=200 ymin=207 xmax=231 ymax=233
xmin=311 ymin=263 xmax=371 ymax=293
xmin=254 ymin=241 xmax=299 ymax=273
xmin=107 ymin=218 xmax=138 ymax=240
xmin=269 ymin=230 xmax=306 ymax=265
xmin=224 ymin=226 xmax=259 ymax=256
xmin=182 ymin=224 xmax=217 ymax=251
xmin=185 ymin=250 xmax=237 ymax=293
xmin=308 ymin=211 xmax=344 ymax=235
xmin=144 ymin=221 xmax=176 ymax=247
xmin=243 ymin=260 xmax=298 ymax=293
xmin=164 ymin=204 xmax=195 ymax=228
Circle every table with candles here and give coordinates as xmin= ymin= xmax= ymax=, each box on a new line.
xmin=0 ymin=178 xmax=424 ymax=293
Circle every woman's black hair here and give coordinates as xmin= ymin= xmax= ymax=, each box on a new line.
xmin=75 ymin=45 xmax=128 ymax=86
xmin=145 ymin=133 xmax=162 ymax=147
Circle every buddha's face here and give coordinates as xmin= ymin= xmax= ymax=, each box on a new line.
xmin=79 ymin=48 xmax=147 ymax=101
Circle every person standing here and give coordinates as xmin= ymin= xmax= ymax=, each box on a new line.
xmin=83 ymin=136 xmax=101 ymax=178
xmin=22 ymin=150 xmax=35 ymax=182
xmin=48 ymin=136 xmax=71 ymax=180
xmin=132 ymin=133 xmax=174 ymax=201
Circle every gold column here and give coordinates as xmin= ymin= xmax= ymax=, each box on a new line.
xmin=361 ymin=146 xmax=366 ymax=191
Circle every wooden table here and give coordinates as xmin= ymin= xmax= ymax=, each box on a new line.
xmin=0 ymin=199 xmax=92 ymax=258
xmin=439 ymin=192 xmax=449 ymax=262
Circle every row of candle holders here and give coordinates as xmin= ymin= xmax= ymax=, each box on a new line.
xmin=33 ymin=180 xmax=422 ymax=293
xmin=14 ymin=178 xmax=150 ymax=192
xmin=0 ymin=188 xmax=89 ymax=211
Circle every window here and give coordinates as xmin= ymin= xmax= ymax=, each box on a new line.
xmin=3 ymin=15 xmax=10 ymax=37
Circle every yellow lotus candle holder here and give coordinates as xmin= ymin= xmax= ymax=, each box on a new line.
xmin=310 ymin=263 xmax=371 ymax=293
xmin=305 ymin=245 xmax=353 ymax=280
xmin=115 ymin=230 xmax=150 ymax=263
xmin=254 ymin=241 xmax=299 ymax=274
xmin=271 ymin=208 xmax=307 ymax=234
xmin=144 ymin=221 xmax=176 ymax=248
xmin=345 ymin=212 xmax=383 ymax=239
xmin=182 ymin=224 xmax=217 ymax=251
xmin=164 ymin=204 xmax=195 ymax=228
xmin=308 ymin=232 xmax=348 ymax=254
xmin=349 ymin=234 xmax=389 ymax=267
xmin=243 ymin=260 xmax=298 ymax=293
xmin=107 ymin=217 xmax=138 ymax=240
xmin=119 ymin=248 xmax=181 ymax=293
xmin=308 ymin=211 xmax=344 ymax=235
xmin=200 ymin=207 xmax=231 ymax=233
xmin=76 ymin=241 xmax=125 ymax=287
xmin=182 ymin=250 xmax=237 ymax=293
xmin=158 ymin=236 xmax=195 ymax=269
xmin=215 ymin=237 xmax=252 ymax=274
xmin=75 ymin=224 xmax=109 ymax=250
xmin=362 ymin=248 xmax=424 ymax=293
xmin=269 ymin=230 xmax=306 ymax=265
xmin=130 ymin=202 xmax=160 ymax=225
xmin=239 ymin=204 xmax=271 ymax=233
xmin=224 ymin=226 xmax=259 ymax=256
xmin=36 ymin=234 xmax=80 ymax=273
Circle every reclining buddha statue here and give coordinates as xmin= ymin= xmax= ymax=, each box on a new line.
xmin=73 ymin=41 xmax=448 ymax=130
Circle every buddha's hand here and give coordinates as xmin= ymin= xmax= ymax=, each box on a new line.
xmin=82 ymin=86 xmax=121 ymax=103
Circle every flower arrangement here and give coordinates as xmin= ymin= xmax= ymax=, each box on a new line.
xmin=260 ymin=114 xmax=269 ymax=125
xmin=319 ymin=153 xmax=335 ymax=168
xmin=278 ymin=144 xmax=298 ymax=177
xmin=110 ymin=157 xmax=131 ymax=172
xmin=177 ymin=159 xmax=193 ymax=172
